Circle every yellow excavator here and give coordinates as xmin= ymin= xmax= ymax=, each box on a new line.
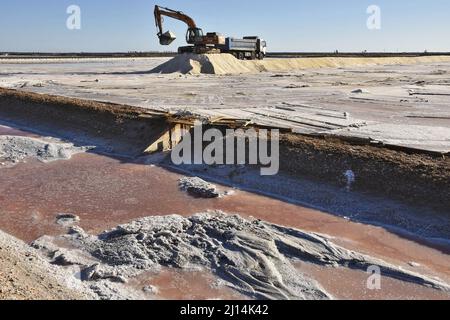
xmin=154 ymin=5 xmax=225 ymax=54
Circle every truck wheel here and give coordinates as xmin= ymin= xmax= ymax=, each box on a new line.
xmin=238 ymin=52 xmax=245 ymax=60
xmin=258 ymin=53 xmax=265 ymax=60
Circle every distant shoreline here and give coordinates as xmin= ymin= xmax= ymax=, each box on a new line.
xmin=1 ymin=52 xmax=450 ymax=59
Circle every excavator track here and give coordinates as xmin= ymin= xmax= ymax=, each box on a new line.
xmin=178 ymin=46 xmax=221 ymax=55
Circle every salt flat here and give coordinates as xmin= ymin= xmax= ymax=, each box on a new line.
xmin=1 ymin=56 xmax=449 ymax=153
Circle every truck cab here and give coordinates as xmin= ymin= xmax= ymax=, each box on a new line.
xmin=243 ymin=36 xmax=267 ymax=59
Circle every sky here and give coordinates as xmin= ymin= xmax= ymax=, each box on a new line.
xmin=0 ymin=0 xmax=449 ymax=52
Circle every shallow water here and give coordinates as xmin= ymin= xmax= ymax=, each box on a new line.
xmin=0 ymin=124 xmax=38 ymax=137
xmin=295 ymin=261 xmax=450 ymax=300
xmin=1 ymin=151 xmax=449 ymax=270
xmin=128 ymin=268 xmax=248 ymax=300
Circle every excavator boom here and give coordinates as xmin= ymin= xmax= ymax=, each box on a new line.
xmin=154 ymin=5 xmax=197 ymax=45
xmin=154 ymin=5 xmax=225 ymax=49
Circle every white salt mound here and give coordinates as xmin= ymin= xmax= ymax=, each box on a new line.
xmin=151 ymin=54 xmax=450 ymax=75
xmin=0 ymin=135 xmax=89 ymax=166
xmin=150 ymin=53 xmax=257 ymax=75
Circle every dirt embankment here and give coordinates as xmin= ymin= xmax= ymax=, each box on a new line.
xmin=0 ymin=88 xmax=169 ymax=157
xmin=176 ymin=126 xmax=450 ymax=212
xmin=279 ymin=134 xmax=450 ymax=211
xmin=0 ymin=230 xmax=91 ymax=300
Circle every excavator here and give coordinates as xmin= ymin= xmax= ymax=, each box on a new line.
xmin=154 ymin=5 xmax=267 ymax=59
xmin=154 ymin=5 xmax=225 ymax=54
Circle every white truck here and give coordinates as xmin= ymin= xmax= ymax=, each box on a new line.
xmin=221 ymin=37 xmax=267 ymax=60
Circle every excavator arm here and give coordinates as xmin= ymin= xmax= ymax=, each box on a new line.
xmin=154 ymin=5 xmax=200 ymax=45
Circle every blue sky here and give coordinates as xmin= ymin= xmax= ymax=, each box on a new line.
xmin=0 ymin=0 xmax=449 ymax=52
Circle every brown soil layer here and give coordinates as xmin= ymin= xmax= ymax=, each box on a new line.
xmin=0 ymin=88 xmax=169 ymax=156
xmin=279 ymin=134 xmax=450 ymax=211
xmin=0 ymin=230 xmax=89 ymax=300
xmin=1 ymin=87 xmax=448 ymax=211
xmin=0 ymin=88 xmax=152 ymax=117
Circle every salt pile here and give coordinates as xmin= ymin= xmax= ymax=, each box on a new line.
xmin=34 ymin=211 xmax=450 ymax=300
xmin=150 ymin=53 xmax=258 ymax=75
xmin=151 ymin=54 xmax=450 ymax=75
xmin=0 ymin=135 xmax=90 ymax=166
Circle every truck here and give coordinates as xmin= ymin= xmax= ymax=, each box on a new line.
xmin=221 ymin=37 xmax=267 ymax=60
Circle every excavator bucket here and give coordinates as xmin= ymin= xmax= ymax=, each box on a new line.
xmin=159 ymin=31 xmax=177 ymax=45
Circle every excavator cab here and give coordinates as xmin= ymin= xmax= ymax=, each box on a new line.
xmin=186 ymin=27 xmax=204 ymax=44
